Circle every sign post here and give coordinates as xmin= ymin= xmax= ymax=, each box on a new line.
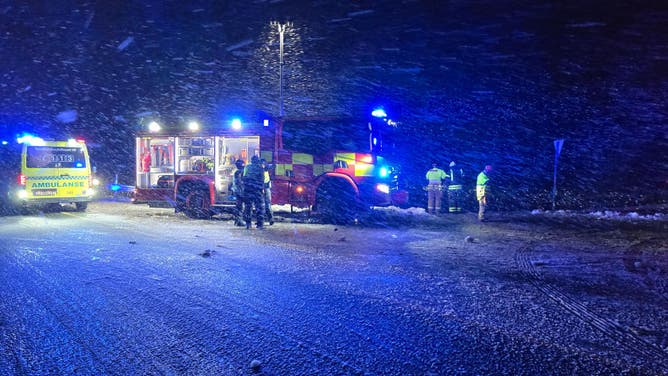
xmin=552 ymin=139 xmax=564 ymax=210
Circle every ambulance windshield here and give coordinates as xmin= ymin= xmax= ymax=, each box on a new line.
xmin=26 ymin=146 xmax=87 ymax=169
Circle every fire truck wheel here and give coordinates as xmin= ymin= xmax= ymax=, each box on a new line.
xmin=315 ymin=179 xmax=360 ymax=225
xmin=75 ymin=202 xmax=88 ymax=212
xmin=184 ymin=190 xmax=212 ymax=219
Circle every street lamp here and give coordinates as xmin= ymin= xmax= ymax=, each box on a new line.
xmin=148 ymin=121 xmax=161 ymax=133
xmin=271 ymin=21 xmax=292 ymax=117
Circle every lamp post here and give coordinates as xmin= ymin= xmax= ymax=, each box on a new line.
xmin=271 ymin=21 xmax=290 ymax=117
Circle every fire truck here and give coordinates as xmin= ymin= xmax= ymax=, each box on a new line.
xmin=132 ymin=116 xmax=408 ymax=221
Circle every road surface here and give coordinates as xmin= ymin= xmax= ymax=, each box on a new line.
xmin=0 ymin=201 xmax=666 ymax=375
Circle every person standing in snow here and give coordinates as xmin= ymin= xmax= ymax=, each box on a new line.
xmin=261 ymin=158 xmax=274 ymax=225
xmin=232 ymin=159 xmax=246 ymax=226
xmin=425 ymin=162 xmax=447 ymax=214
xmin=476 ymin=165 xmax=493 ymax=221
xmin=242 ymin=155 xmax=265 ymax=229
xmin=447 ymin=161 xmax=465 ymax=213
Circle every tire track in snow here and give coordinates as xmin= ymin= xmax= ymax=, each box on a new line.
xmin=515 ymin=245 xmax=668 ymax=372
xmin=79 ymin=211 xmax=425 ymax=373
xmin=0 ymin=247 xmax=109 ymax=375
xmin=3 ymin=238 xmax=239 ymax=374
xmin=66 ymin=212 xmax=372 ymax=373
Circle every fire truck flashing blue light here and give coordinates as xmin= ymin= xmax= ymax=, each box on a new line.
xmin=231 ymin=118 xmax=242 ymax=130
xmin=378 ymin=166 xmax=389 ymax=178
xmin=371 ymin=108 xmax=387 ymax=118
xmin=110 ymin=184 xmax=121 ymax=192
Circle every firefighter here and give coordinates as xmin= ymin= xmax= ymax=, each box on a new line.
xmin=232 ymin=159 xmax=245 ymax=226
xmin=425 ymin=162 xmax=447 ymax=214
xmin=447 ymin=161 xmax=465 ymax=213
xmin=242 ymin=155 xmax=265 ymax=229
xmin=476 ymin=165 xmax=492 ymax=221
xmin=261 ymin=159 xmax=274 ymax=225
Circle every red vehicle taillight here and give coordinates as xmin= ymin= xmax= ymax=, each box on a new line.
xmin=18 ymin=174 xmax=26 ymax=186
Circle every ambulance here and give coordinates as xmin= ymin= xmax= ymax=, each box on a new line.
xmin=3 ymin=135 xmax=97 ymax=212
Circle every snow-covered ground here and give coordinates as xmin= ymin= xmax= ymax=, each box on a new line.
xmin=1 ymin=200 xmax=666 ymax=375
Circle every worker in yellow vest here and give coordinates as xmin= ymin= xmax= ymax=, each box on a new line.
xmin=261 ymin=159 xmax=274 ymax=225
xmin=425 ymin=162 xmax=447 ymax=214
xmin=476 ymin=165 xmax=492 ymax=221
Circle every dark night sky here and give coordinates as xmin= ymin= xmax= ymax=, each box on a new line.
xmin=1 ymin=1 xmax=666 ymax=209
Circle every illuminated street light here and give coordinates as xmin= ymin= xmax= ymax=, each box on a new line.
xmin=148 ymin=121 xmax=161 ymax=133
xmin=188 ymin=121 xmax=200 ymax=131
xmin=271 ymin=21 xmax=292 ymax=117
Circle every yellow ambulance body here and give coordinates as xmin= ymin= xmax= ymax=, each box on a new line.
xmin=17 ymin=139 xmax=95 ymax=211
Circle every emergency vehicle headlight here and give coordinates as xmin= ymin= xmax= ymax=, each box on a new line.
xmin=87 ymin=188 xmax=96 ymax=196
xmin=378 ymin=167 xmax=389 ymax=178
xmin=17 ymin=190 xmax=28 ymax=199
xmin=92 ymin=178 xmax=100 ymax=186
xmin=376 ymin=183 xmax=390 ymax=194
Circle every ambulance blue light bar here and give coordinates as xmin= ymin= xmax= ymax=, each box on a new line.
xmin=17 ymin=134 xmax=45 ymax=146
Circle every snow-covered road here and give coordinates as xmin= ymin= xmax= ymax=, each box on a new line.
xmin=0 ymin=201 xmax=666 ymax=375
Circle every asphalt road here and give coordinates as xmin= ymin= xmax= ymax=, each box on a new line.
xmin=0 ymin=201 xmax=666 ymax=375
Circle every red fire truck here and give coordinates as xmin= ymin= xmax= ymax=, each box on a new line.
xmin=132 ymin=117 xmax=407 ymax=221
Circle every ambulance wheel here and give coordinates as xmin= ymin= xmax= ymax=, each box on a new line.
xmin=184 ymin=190 xmax=212 ymax=219
xmin=315 ymin=179 xmax=360 ymax=225
xmin=45 ymin=203 xmax=62 ymax=213
xmin=75 ymin=202 xmax=88 ymax=212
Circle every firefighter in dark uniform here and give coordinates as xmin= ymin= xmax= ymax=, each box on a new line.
xmin=242 ymin=155 xmax=265 ymax=229
xmin=447 ymin=161 xmax=465 ymax=213
xmin=232 ymin=159 xmax=245 ymax=226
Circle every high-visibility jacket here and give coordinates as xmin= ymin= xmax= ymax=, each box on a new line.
xmin=476 ymin=171 xmax=490 ymax=200
xmin=263 ymin=170 xmax=271 ymax=188
xmin=426 ymin=168 xmax=447 ymax=184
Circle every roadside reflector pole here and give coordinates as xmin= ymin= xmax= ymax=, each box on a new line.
xmin=552 ymin=139 xmax=564 ymax=210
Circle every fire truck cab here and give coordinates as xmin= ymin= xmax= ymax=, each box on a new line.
xmin=133 ymin=117 xmax=407 ymax=221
